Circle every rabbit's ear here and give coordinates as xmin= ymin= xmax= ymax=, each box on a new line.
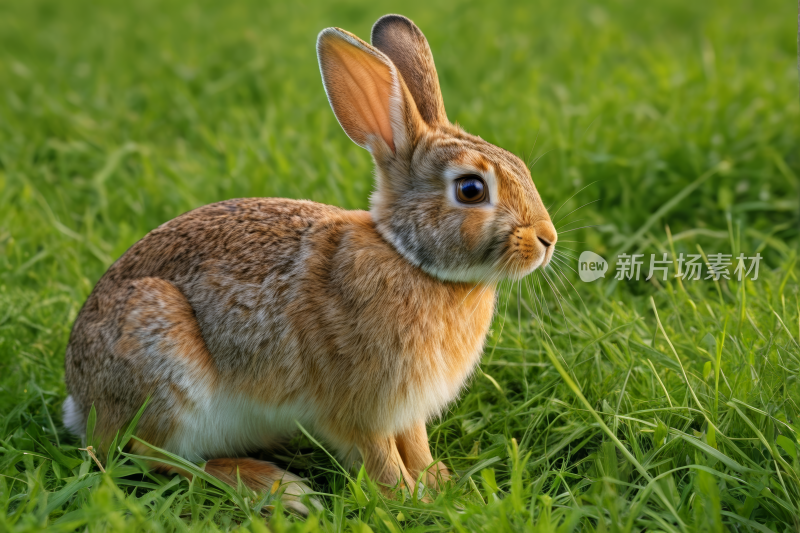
xmin=318 ymin=27 xmax=417 ymax=154
xmin=371 ymin=15 xmax=447 ymax=127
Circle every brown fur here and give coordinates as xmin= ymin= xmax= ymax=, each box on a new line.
xmin=372 ymin=15 xmax=447 ymax=126
xmin=64 ymin=14 xmax=557 ymax=511
xmin=396 ymin=421 xmax=450 ymax=487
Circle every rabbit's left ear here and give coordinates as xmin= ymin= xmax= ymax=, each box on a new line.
xmin=371 ymin=15 xmax=447 ymax=127
xmin=317 ymin=27 xmax=421 ymax=156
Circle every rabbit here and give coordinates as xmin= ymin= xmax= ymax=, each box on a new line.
xmin=63 ymin=14 xmax=557 ymax=515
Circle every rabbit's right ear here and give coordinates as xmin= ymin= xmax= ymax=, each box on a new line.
xmin=371 ymin=15 xmax=447 ymax=127
xmin=317 ymin=28 xmax=421 ymax=156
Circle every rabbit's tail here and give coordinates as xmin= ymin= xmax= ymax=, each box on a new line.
xmin=62 ymin=395 xmax=85 ymax=437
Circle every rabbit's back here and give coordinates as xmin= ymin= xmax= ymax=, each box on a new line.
xmin=100 ymin=197 xmax=332 ymax=301
xmin=68 ymin=198 xmax=337 ymax=368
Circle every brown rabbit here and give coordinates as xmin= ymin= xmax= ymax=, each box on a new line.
xmin=63 ymin=14 xmax=557 ymax=514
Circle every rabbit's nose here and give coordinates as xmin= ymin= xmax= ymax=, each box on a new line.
xmin=535 ymin=220 xmax=557 ymax=265
xmin=535 ymin=220 xmax=557 ymax=248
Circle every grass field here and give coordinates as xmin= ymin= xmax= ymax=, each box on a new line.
xmin=1 ymin=0 xmax=799 ymax=530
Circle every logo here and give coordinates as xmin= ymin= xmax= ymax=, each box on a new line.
xmin=574 ymin=250 xmax=761 ymax=283
xmin=579 ymin=251 xmax=608 ymax=282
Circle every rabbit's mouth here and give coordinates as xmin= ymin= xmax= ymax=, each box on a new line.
xmin=502 ymin=220 xmax=557 ymax=279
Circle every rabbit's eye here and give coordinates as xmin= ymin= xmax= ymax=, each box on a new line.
xmin=456 ymin=176 xmax=487 ymax=204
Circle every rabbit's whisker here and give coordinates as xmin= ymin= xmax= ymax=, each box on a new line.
xmin=549 ymin=258 xmax=589 ymax=313
xmin=524 ymin=127 xmax=542 ymax=169
xmin=549 ymin=180 xmax=600 ymax=221
xmin=552 ymin=254 xmax=578 ymax=266
xmin=467 ymin=254 xmax=515 ymax=321
xmin=554 ymin=199 xmax=600 ymax=225
xmin=516 ymin=267 xmax=525 ymax=340
xmin=553 ymin=249 xmax=578 ymax=259
xmin=522 ymin=276 xmax=540 ymax=325
xmin=531 ymin=271 xmax=565 ymax=352
xmin=527 ymin=275 xmax=546 ymax=328
xmin=459 ymin=251 xmax=516 ymax=310
xmin=550 ymin=254 xmax=578 ymax=276
xmin=558 ymin=225 xmax=599 ymax=235
xmin=539 ymin=268 xmax=574 ymax=352
xmin=556 ymin=218 xmax=587 ymax=231
xmin=529 ymin=149 xmax=554 ymax=173
xmin=534 ymin=270 xmax=553 ymax=329
xmin=467 ymin=282 xmax=496 ymax=321
xmin=490 ymin=258 xmax=526 ymax=339
xmin=482 ymin=276 xmax=513 ymax=353
xmin=548 ymin=263 xmax=573 ymax=302
xmin=459 ymin=272 xmax=493 ymax=309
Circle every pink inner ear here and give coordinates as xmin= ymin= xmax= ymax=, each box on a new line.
xmin=321 ymin=34 xmax=396 ymax=152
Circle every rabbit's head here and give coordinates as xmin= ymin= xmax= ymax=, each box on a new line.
xmin=318 ymin=15 xmax=556 ymax=283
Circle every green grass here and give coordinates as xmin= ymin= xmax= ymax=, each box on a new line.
xmin=1 ymin=0 xmax=799 ymax=530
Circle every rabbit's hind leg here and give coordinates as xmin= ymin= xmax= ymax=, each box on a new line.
xmin=64 ymin=276 xmax=218 ymax=456
xmin=115 ymin=279 xmax=318 ymax=514
xmin=109 ymin=277 xmax=219 ymax=450
xmin=127 ymin=450 xmax=320 ymax=516
xmin=204 ymin=458 xmax=320 ymax=516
